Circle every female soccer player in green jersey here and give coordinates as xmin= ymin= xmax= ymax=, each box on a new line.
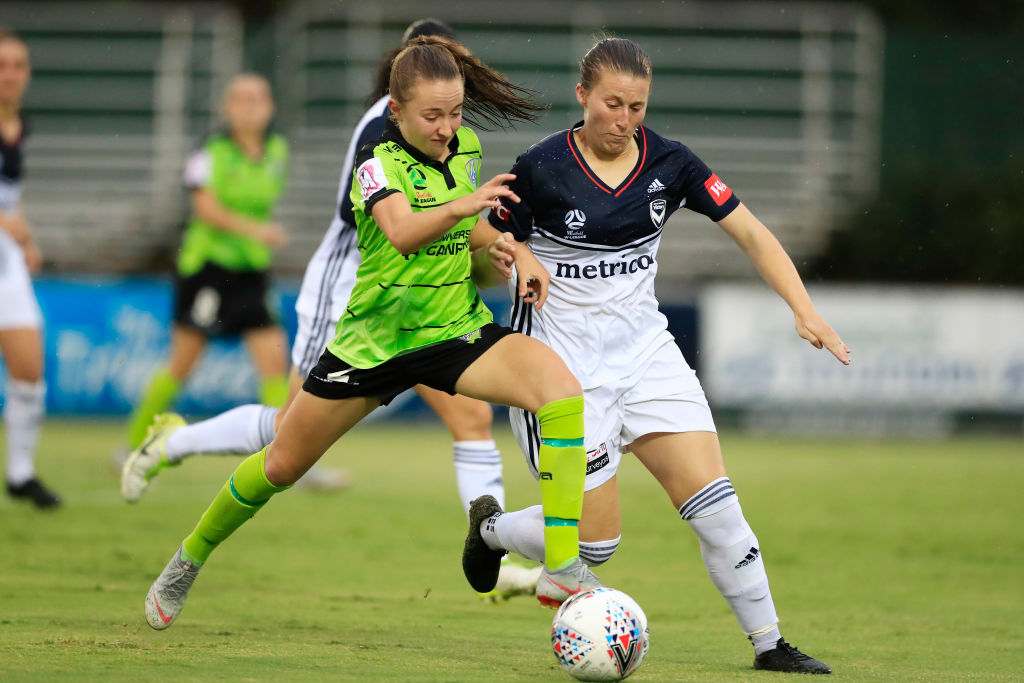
xmin=142 ymin=36 xmax=600 ymax=630
xmin=122 ymin=74 xmax=291 ymax=455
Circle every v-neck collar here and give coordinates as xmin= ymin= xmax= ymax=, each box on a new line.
xmin=566 ymin=121 xmax=647 ymax=197
xmin=384 ymin=118 xmax=461 ymax=168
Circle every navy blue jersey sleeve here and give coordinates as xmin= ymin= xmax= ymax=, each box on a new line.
xmin=669 ymin=146 xmax=740 ymax=222
xmin=487 ymin=154 xmax=534 ymax=241
xmin=339 ymin=113 xmax=390 ymax=224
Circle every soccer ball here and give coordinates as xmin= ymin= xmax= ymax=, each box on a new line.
xmin=551 ymin=587 xmax=650 ymax=681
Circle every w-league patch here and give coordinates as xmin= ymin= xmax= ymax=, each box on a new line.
xmin=357 ymin=157 xmax=388 ymax=201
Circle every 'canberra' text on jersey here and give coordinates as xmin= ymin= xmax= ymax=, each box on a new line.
xmin=488 ymin=123 xmax=739 ymax=389
xmin=328 ymin=121 xmax=491 ymax=368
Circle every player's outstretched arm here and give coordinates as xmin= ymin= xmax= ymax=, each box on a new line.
xmin=373 ymin=173 xmax=520 ymax=255
xmin=192 ymin=189 xmax=287 ymax=247
xmin=717 ymin=203 xmax=851 ymax=365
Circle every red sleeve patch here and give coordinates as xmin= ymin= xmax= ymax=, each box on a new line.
xmin=703 ymin=173 xmax=733 ymax=206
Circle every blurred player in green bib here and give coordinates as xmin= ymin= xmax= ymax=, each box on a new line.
xmin=123 ymin=74 xmax=290 ymax=454
xmin=142 ymin=36 xmax=600 ymax=631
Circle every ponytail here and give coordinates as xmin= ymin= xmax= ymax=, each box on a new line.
xmin=389 ymin=36 xmax=546 ymax=130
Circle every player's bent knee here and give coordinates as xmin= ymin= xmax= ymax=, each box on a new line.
xmin=262 ymin=443 xmax=302 ymax=487
xmin=579 ymin=536 xmax=620 ymax=566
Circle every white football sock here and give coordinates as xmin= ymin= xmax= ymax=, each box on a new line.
xmin=452 ymin=440 xmax=504 ymax=515
xmin=481 ymin=504 xmax=545 ymax=563
xmin=4 ymin=378 xmax=45 ymax=486
xmin=164 ymin=404 xmax=278 ymax=463
xmin=579 ymin=536 xmax=620 ymax=566
xmin=682 ymin=477 xmax=780 ymax=649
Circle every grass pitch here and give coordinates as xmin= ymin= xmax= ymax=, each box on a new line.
xmin=1 ymin=418 xmax=1022 ymax=681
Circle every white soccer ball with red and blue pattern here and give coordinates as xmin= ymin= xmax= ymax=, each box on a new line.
xmin=551 ymin=587 xmax=649 ymax=681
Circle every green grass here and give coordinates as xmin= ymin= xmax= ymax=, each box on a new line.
xmin=1 ymin=419 xmax=1022 ymax=681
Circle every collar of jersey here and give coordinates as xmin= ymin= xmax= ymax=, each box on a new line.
xmin=383 ymin=118 xmax=461 ymax=168
xmin=566 ymin=120 xmax=647 ymax=197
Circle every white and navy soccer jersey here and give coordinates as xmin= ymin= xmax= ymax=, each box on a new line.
xmin=0 ymin=115 xmax=42 ymax=329
xmin=488 ymin=123 xmax=740 ymax=389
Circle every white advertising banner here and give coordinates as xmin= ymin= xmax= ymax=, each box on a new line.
xmin=700 ymin=284 xmax=1024 ymax=410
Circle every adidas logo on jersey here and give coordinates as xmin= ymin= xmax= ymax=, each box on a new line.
xmin=734 ymin=547 xmax=760 ymax=569
xmin=647 ymin=178 xmax=666 ymax=194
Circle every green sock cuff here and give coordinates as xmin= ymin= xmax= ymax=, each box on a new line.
xmin=536 ymin=395 xmax=583 ymax=441
xmin=544 ymin=525 xmax=580 ymax=569
xmin=259 ymin=375 xmax=290 ymax=408
xmin=127 ymin=367 xmax=181 ymax=447
xmin=179 ymin=544 xmax=204 ymax=566
xmin=233 ymin=448 xmax=291 ymax=504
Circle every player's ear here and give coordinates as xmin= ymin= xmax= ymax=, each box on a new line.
xmin=388 ymin=98 xmax=402 ymax=122
xmin=575 ymin=83 xmax=587 ymax=109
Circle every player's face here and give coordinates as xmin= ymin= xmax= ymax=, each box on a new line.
xmin=0 ymin=40 xmax=31 ymax=107
xmin=391 ymin=77 xmax=464 ymax=161
xmin=222 ymin=77 xmax=274 ymax=136
xmin=576 ymin=69 xmax=651 ymax=158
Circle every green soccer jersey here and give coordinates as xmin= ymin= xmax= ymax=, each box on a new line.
xmin=326 ymin=120 xmax=492 ymax=368
xmin=177 ymin=132 xmax=288 ymax=276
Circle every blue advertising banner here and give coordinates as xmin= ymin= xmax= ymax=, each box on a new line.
xmin=0 ymin=276 xmax=515 ymax=416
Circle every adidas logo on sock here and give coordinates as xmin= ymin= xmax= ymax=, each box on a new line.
xmin=484 ymin=511 xmax=502 ymax=534
xmin=647 ymin=178 xmax=666 ymax=194
xmin=734 ymin=547 xmax=760 ymax=568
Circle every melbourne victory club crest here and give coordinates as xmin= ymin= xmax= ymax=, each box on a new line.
xmin=465 ymin=156 xmax=482 ymax=187
xmin=649 ymin=198 xmax=667 ymax=228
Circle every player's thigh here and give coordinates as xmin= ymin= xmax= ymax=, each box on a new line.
xmin=243 ymin=325 xmax=288 ymax=377
xmin=0 ymin=327 xmax=43 ymax=381
xmin=413 ymin=384 xmax=493 ymax=441
xmin=630 ymin=431 xmax=726 ymax=510
xmin=580 ymin=476 xmax=622 ymax=542
xmin=272 ymin=366 xmax=306 ymax=433
xmin=265 ymin=389 xmax=378 ymax=486
xmin=166 ymin=325 xmax=207 ymax=378
xmin=454 ymin=334 xmax=581 ymax=413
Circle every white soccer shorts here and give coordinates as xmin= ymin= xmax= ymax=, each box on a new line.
xmin=290 ymin=225 xmax=361 ymax=378
xmin=510 ymin=340 xmax=716 ymax=491
xmin=0 ymin=238 xmax=42 ymax=330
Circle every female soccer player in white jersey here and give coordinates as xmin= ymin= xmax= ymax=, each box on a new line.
xmin=0 ymin=29 xmax=59 ymax=508
xmin=481 ymin=37 xmax=849 ymax=674
xmin=142 ymin=36 xmax=602 ymax=631
xmin=122 ymin=19 xmax=540 ymax=598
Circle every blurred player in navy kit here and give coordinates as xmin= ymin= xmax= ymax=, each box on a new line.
xmin=0 ymin=28 xmax=60 ymax=508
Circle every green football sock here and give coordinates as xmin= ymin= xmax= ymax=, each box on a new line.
xmin=181 ymin=447 xmax=291 ymax=565
xmin=259 ymin=374 xmax=290 ymax=408
xmin=127 ymin=367 xmax=180 ymax=448
xmin=537 ymin=396 xmax=586 ymax=570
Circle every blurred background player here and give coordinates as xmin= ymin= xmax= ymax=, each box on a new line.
xmin=121 ymin=20 xmax=539 ymax=599
xmin=0 ymin=28 xmax=59 ymax=509
xmin=120 ymin=74 xmax=291 ymax=461
xmin=483 ymin=37 xmax=846 ymax=672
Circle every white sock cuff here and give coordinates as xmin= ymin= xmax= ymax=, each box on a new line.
xmin=453 ymin=440 xmax=500 ymax=466
xmin=6 ymin=378 xmax=46 ymax=402
xmin=255 ymin=406 xmax=279 ymax=451
xmin=579 ymin=536 xmax=621 ymax=566
xmin=679 ymin=476 xmax=737 ymax=520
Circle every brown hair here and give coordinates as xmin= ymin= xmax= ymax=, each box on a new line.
xmin=368 ymin=19 xmax=457 ymax=105
xmin=579 ymin=37 xmax=652 ymax=91
xmin=0 ymin=27 xmax=28 ymax=48
xmin=389 ymin=36 xmax=546 ymax=130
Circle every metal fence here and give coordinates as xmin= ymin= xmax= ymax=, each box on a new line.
xmin=11 ymin=0 xmax=883 ymax=284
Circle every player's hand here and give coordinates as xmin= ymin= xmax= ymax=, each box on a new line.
xmin=513 ymin=241 xmax=550 ymax=311
xmin=451 ymin=173 xmax=519 ymax=220
xmin=487 ymin=232 xmax=516 ymax=280
xmin=23 ymin=241 xmax=43 ymax=273
xmin=260 ymin=222 xmax=288 ymax=248
xmin=795 ymin=310 xmax=850 ymax=365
